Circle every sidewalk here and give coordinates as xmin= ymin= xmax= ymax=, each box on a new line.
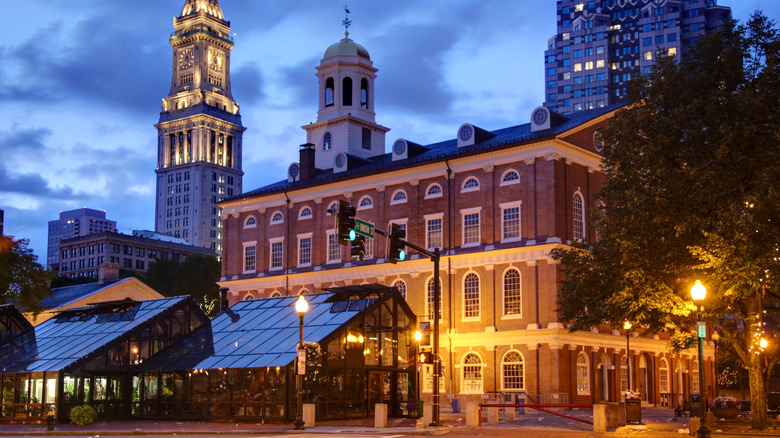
xmin=0 ymin=407 xmax=776 ymax=436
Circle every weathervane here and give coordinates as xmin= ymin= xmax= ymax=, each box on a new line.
xmin=342 ymin=2 xmax=352 ymax=36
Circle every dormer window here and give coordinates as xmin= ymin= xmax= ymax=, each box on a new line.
xmin=325 ymin=77 xmax=335 ymax=107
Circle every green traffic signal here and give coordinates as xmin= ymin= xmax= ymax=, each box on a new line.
xmin=398 ymin=250 xmax=405 ymax=261
xmin=349 ymin=229 xmax=356 ymax=241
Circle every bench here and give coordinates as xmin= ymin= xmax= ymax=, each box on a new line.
xmin=674 ymin=401 xmax=690 ymax=418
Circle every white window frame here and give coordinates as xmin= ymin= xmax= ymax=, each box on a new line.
xmin=269 ymin=237 xmax=284 ymax=270
xmin=576 ymin=351 xmax=590 ymax=395
xmin=462 ymin=271 xmax=481 ymax=321
xmin=461 ymin=352 xmax=485 ymax=394
xmin=326 ymin=230 xmax=341 ymax=263
xmin=500 ymin=169 xmax=520 ymax=186
xmin=297 ymin=233 xmax=313 ymax=267
xmin=461 ymin=177 xmax=480 ymax=193
xmin=298 ymin=206 xmax=313 ymax=220
xmin=357 ymin=195 xmax=374 ymax=210
xmin=573 ymin=191 xmax=585 ymax=241
xmin=390 ymin=190 xmax=408 ymax=205
xmin=270 ymin=211 xmax=284 ymax=225
xmin=501 ymin=350 xmax=525 ymax=391
xmin=659 ymin=358 xmax=670 ymax=393
xmin=392 ymin=278 xmax=407 ymax=300
xmin=424 ymin=213 xmax=444 ymax=250
xmin=425 ymin=183 xmax=443 ymax=199
xmin=242 ymin=241 xmax=257 ymax=273
xmin=268 ymin=290 xmax=282 ymax=298
xmin=460 ymin=207 xmax=482 ymax=247
xmin=500 ymin=201 xmax=522 ymax=243
xmin=243 ymin=216 xmax=257 ymax=229
xmin=502 ymin=267 xmax=522 ymax=318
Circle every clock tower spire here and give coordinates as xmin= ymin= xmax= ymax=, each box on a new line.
xmin=154 ymin=0 xmax=246 ymax=255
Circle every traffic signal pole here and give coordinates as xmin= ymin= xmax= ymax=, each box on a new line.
xmin=374 ymin=228 xmax=441 ymax=427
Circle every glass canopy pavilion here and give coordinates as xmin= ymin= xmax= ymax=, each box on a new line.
xmin=0 ymin=285 xmax=416 ymax=423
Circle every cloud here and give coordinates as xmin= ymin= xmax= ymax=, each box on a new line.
xmin=0 ymin=164 xmax=76 ymax=198
xmin=231 ymin=62 xmax=265 ymax=105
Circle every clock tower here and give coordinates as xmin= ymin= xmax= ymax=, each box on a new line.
xmin=154 ymin=0 xmax=245 ymax=255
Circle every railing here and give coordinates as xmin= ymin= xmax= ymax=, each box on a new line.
xmin=479 ymin=403 xmax=594 ymax=425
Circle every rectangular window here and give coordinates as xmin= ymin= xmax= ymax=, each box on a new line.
xmin=270 ymin=241 xmax=283 ymax=269
xmin=244 ymin=245 xmax=256 ymax=272
xmin=573 ymin=63 xmax=582 ymax=72
xmin=463 ymin=212 xmax=480 ymax=245
xmin=135 ymin=260 xmax=145 ymax=270
xmin=329 ymin=232 xmax=344 ymax=263
xmin=426 ymin=217 xmax=443 ymax=250
xmin=502 ymin=206 xmax=521 ymax=240
xmin=362 ymin=127 xmax=371 ymax=150
xmin=299 ymin=236 xmax=312 ymax=265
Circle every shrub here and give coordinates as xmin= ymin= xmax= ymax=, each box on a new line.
xmin=69 ymin=405 xmax=97 ymax=425
xmin=709 ymin=396 xmax=741 ymax=410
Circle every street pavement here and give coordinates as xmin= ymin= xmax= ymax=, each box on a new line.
xmin=0 ymin=407 xmax=776 ymax=437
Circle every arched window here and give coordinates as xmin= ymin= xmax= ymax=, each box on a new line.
xmin=425 ymin=183 xmax=443 ymax=198
xmin=360 ymin=78 xmax=369 ymax=109
xmin=659 ymin=358 xmax=670 ymax=393
xmin=327 ymin=201 xmax=339 ymax=215
xmin=501 ymin=169 xmax=520 ymax=185
xmin=358 ymin=196 xmax=373 ymax=210
xmin=503 ymin=268 xmax=521 ymax=316
xmin=573 ymin=192 xmax=585 ymax=241
xmin=463 ymin=273 xmax=480 ymax=319
xmin=244 ymin=216 xmax=257 ymax=228
xmin=392 ymin=279 xmax=407 ymax=300
xmin=244 ymin=294 xmax=255 ymax=301
xmin=270 ymin=211 xmax=283 ymax=224
xmin=342 ymin=77 xmax=353 ymax=106
xmin=461 ymin=177 xmax=480 ymax=192
xmin=325 ymin=77 xmax=334 ymax=107
xmin=298 ymin=207 xmax=313 ymax=219
xmin=462 ymin=353 xmax=483 ymax=394
xmin=427 ymin=277 xmax=442 ymax=320
xmin=576 ymin=352 xmax=590 ymax=394
xmin=691 ymin=360 xmax=700 ymax=393
xmin=299 ymin=288 xmax=310 ymax=296
xmin=323 ymin=132 xmax=332 ymax=150
xmin=391 ymin=190 xmax=407 ymax=204
xmin=268 ymin=291 xmax=282 ymax=298
xmin=501 ymin=351 xmax=525 ymax=390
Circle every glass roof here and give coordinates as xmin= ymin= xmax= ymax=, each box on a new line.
xmin=192 ymin=292 xmax=366 ymax=370
xmin=0 ymin=297 xmax=189 ymax=373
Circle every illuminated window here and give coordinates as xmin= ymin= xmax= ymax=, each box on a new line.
xmin=668 ymin=47 xmax=677 ymax=56
xmin=574 ymin=63 xmax=583 ymax=72
xmin=463 ymin=273 xmax=480 ymax=319
xmin=577 ymin=352 xmax=590 ymax=394
xmin=462 ymin=353 xmax=483 ymax=394
xmin=501 ymin=351 xmax=525 ymax=390
xmin=503 ymin=268 xmax=521 ymax=316
xmin=573 ymin=192 xmax=585 ymax=241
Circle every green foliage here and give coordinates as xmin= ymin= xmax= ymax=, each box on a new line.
xmin=141 ymin=254 xmax=221 ymax=317
xmin=550 ymin=12 xmax=780 ymax=429
xmin=68 ymin=405 xmax=97 ymax=425
xmin=0 ymin=235 xmax=54 ymax=315
xmin=667 ymin=331 xmax=696 ymax=354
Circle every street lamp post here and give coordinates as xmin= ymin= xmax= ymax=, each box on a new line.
xmin=711 ymin=331 xmax=720 ymax=396
xmin=691 ymin=280 xmax=710 ymax=438
xmin=293 ymin=295 xmax=308 ymax=430
xmin=624 ymin=321 xmax=632 ymax=394
xmin=415 ymin=330 xmax=422 ymax=408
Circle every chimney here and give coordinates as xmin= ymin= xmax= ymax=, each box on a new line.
xmin=219 ymin=287 xmax=230 ymax=312
xmin=299 ymin=143 xmax=316 ymax=181
xmin=98 ymin=263 xmax=120 ymax=284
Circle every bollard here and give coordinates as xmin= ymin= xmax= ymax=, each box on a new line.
xmin=422 ymin=402 xmax=433 ymax=426
xmin=606 ymin=402 xmax=619 ymax=428
xmin=593 ymin=404 xmax=607 ymax=433
xmin=465 ymin=402 xmax=480 ymax=428
xmin=374 ymin=403 xmax=388 ymax=428
xmin=46 ymin=410 xmax=55 ymax=431
xmin=690 ymin=417 xmax=700 ymax=436
xmin=505 ymin=405 xmax=517 ymax=422
xmin=617 ymin=401 xmax=626 ymax=426
xmin=486 ymin=406 xmax=499 ymax=424
xmin=302 ymin=403 xmax=315 ymax=428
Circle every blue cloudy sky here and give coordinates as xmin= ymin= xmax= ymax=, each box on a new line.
xmin=1 ymin=0 xmax=778 ymax=260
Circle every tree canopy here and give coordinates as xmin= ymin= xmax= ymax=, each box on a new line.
xmin=141 ymin=253 xmax=221 ymax=317
xmin=551 ymin=13 xmax=780 ymax=429
xmin=0 ymin=235 xmax=54 ymax=315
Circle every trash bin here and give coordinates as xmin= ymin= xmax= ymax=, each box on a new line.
xmin=625 ymin=396 xmax=642 ymax=424
xmin=451 ymin=398 xmax=460 ymax=413
xmin=689 ymin=393 xmax=701 ymax=418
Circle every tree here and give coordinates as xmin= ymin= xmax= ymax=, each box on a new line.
xmin=551 ymin=13 xmax=780 ymax=430
xmin=141 ymin=254 xmax=221 ymax=317
xmin=0 ymin=235 xmax=54 ymax=316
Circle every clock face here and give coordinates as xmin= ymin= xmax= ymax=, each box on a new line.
xmin=459 ymin=125 xmax=474 ymax=142
xmin=209 ymin=50 xmax=223 ymax=71
xmin=179 ymin=49 xmax=193 ymax=69
xmin=532 ymin=108 xmax=549 ymax=126
xmin=393 ymin=140 xmax=406 ymax=156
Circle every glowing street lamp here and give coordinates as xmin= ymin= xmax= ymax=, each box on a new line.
xmin=293 ymin=295 xmax=308 ymax=430
xmin=624 ymin=321 xmax=632 ymax=393
xmin=691 ymin=280 xmax=710 ymax=438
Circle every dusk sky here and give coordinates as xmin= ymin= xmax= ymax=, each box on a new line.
xmin=2 ymin=0 xmax=778 ymax=260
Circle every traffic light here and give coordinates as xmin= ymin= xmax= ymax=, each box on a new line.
xmin=336 ymin=200 xmax=356 ymax=245
xmin=350 ymin=235 xmax=366 ymax=260
xmin=388 ymin=223 xmax=406 ymax=264
xmin=417 ymin=351 xmax=433 ymax=364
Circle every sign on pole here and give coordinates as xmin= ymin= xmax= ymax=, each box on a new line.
xmin=354 ymin=219 xmax=375 ymax=238
xmin=697 ymin=321 xmax=706 ymax=338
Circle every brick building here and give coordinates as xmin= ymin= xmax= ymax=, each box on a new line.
xmin=218 ymin=27 xmax=715 ymax=408
xmin=58 ymin=230 xmax=215 ymax=278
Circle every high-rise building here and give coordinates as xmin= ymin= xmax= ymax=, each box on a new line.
xmin=543 ymin=0 xmax=731 ymax=114
xmin=154 ymin=0 xmax=245 ymax=256
xmin=47 ymin=208 xmax=117 ymax=270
